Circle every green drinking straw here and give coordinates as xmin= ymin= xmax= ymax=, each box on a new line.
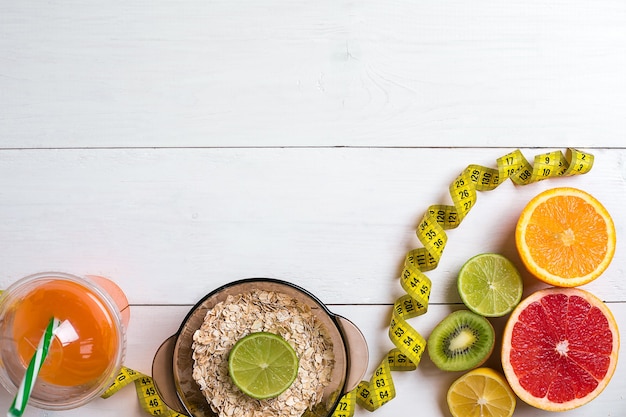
xmin=7 ymin=317 xmax=61 ymax=417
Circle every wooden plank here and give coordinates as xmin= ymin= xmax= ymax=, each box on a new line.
xmin=3 ymin=303 xmax=624 ymax=416
xmin=1 ymin=1 xmax=625 ymax=148
xmin=0 ymin=147 xmax=624 ymax=304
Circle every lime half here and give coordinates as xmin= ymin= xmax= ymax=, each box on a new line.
xmin=457 ymin=253 xmax=523 ymax=317
xmin=228 ymin=332 xmax=299 ymax=399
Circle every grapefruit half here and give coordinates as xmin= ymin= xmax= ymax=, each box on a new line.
xmin=501 ymin=287 xmax=619 ymax=411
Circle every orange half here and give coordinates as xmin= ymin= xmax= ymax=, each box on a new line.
xmin=515 ymin=187 xmax=615 ymax=287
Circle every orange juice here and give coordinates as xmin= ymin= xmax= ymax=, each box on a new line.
xmin=12 ymin=279 xmax=120 ymax=386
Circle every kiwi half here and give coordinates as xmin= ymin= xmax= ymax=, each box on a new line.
xmin=427 ymin=310 xmax=495 ymax=371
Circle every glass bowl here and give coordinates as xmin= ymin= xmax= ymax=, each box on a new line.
xmin=152 ymin=278 xmax=368 ymax=417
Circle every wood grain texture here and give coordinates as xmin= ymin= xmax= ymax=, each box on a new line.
xmin=1 ymin=147 xmax=624 ymax=305
xmin=1 ymin=147 xmax=624 ymax=415
xmin=1 ymin=1 xmax=625 ymax=415
xmin=2 ymin=303 xmax=625 ymax=416
xmin=1 ymin=1 xmax=625 ymax=148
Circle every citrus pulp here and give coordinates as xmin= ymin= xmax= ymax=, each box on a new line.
xmin=515 ymin=187 xmax=615 ymax=287
xmin=501 ymin=287 xmax=619 ymax=411
xmin=457 ymin=253 xmax=523 ymax=317
xmin=447 ymin=367 xmax=516 ymax=417
xmin=228 ymin=331 xmax=299 ymax=400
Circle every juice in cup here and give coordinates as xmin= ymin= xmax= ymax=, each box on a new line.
xmin=13 ymin=279 xmax=119 ymax=385
xmin=0 ymin=272 xmax=128 ymax=410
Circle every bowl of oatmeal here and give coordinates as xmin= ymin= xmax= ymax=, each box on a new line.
xmin=152 ymin=278 xmax=369 ymax=417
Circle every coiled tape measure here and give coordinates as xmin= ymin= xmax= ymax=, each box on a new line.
xmin=332 ymin=147 xmax=593 ymax=416
xmin=101 ymin=367 xmax=186 ymax=416
xmin=1 ymin=148 xmax=593 ymax=417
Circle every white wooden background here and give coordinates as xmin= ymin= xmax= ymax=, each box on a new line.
xmin=1 ymin=1 xmax=625 ymax=416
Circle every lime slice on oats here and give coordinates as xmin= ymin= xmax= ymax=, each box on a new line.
xmin=228 ymin=332 xmax=299 ymax=399
xmin=457 ymin=253 xmax=523 ymax=317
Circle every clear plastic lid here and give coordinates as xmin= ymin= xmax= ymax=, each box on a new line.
xmin=0 ymin=272 xmax=127 ymax=410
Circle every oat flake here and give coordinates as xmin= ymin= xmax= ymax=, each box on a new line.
xmin=192 ymin=290 xmax=335 ymax=417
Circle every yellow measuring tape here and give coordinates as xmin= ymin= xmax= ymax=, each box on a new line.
xmin=331 ymin=147 xmax=594 ymax=414
xmin=2 ymin=148 xmax=594 ymax=417
xmin=101 ymin=366 xmax=187 ymax=416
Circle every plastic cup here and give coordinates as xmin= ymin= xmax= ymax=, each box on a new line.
xmin=0 ymin=272 xmax=129 ymax=410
